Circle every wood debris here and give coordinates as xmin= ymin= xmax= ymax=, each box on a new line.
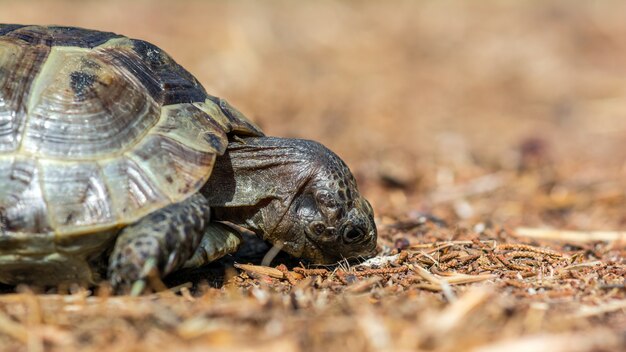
xmin=1 ymin=1 xmax=626 ymax=351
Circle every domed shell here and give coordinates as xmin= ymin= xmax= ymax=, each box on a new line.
xmin=0 ymin=25 xmax=263 ymax=241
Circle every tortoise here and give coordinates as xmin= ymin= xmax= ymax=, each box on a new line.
xmin=0 ymin=24 xmax=377 ymax=290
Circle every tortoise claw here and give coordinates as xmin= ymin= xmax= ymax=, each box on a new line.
xmin=129 ymin=258 xmax=157 ymax=296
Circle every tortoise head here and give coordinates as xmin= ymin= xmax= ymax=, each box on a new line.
xmin=205 ymin=137 xmax=378 ymax=264
xmin=280 ymin=145 xmax=378 ymax=263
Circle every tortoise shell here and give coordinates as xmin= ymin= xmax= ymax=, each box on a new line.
xmin=0 ymin=25 xmax=263 ymax=247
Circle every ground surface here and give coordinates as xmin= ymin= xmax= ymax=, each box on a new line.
xmin=1 ymin=1 xmax=625 ymax=351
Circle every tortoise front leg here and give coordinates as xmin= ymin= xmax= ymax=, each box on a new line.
xmin=108 ymin=193 xmax=210 ymax=293
xmin=182 ymin=222 xmax=242 ymax=269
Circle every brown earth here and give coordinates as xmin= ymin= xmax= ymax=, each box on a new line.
xmin=0 ymin=1 xmax=625 ymax=351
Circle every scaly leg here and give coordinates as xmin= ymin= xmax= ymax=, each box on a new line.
xmin=108 ymin=193 xmax=210 ymax=292
xmin=182 ymin=222 xmax=242 ymax=269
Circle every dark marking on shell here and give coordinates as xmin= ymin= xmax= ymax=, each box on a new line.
xmin=69 ymin=71 xmax=97 ymax=97
xmin=103 ymin=39 xmax=207 ymax=105
xmin=156 ymin=104 xmax=228 ymax=154
xmin=9 ymin=164 xmax=34 ymax=186
xmin=103 ymin=48 xmax=162 ymax=100
xmin=80 ymin=57 xmax=101 ymax=70
xmin=2 ymin=25 xmax=121 ymax=48
xmin=131 ymin=40 xmax=167 ymax=67
xmin=47 ymin=26 xmax=122 ymax=47
xmin=163 ymin=88 xmax=207 ymax=106
xmin=204 ymin=132 xmax=224 ymax=152
xmin=206 ymin=95 xmax=263 ymax=136
xmin=131 ymin=39 xmax=207 ymax=105
xmin=207 ymin=95 xmax=238 ymax=124
xmin=0 ymin=24 xmax=26 ymax=36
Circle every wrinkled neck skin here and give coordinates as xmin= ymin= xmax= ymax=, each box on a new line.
xmin=201 ymin=136 xmax=377 ymax=264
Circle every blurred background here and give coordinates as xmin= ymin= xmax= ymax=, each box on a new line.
xmin=3 ymin=0 xmax=626 ymax=230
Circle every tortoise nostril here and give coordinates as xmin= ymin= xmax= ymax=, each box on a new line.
xmin=312 ymin=222 xmax=326 ymax=235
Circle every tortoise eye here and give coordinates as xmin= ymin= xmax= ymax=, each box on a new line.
xmin=342 ymin=227 xmax=364 ymax=243
xmin=316 ymin=191 xmax=338 ymax=208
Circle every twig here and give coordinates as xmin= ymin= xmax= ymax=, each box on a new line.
xmin=439 ymin=251 xmax=461 ymax=262
xmin=0 ymin=310 xmax=28 ymax=343
xmin=561 ymin=261 xmax=603 ymax=271
xmin=427 ymin=288 xmax=492 ymax=333
xmin=444 ymin=273 xmax=495 ymax=285
xmin=412 ymin=265 xmax=456 ymax=300
xmin=276 ymin=264 xmax=301 ymax=285
xmin=514 ymin=227 xmax=626 ymax=243
xmin=412 ymin=265 xmax=444 ymax=287
xmin=497 ymin=243 xmax=564 ymax=258
xmin=410 ymin=240 xmax=497 ymax=251
xmin=429 ymin=172 xmax=509 ymax=203
xmin=293 ymin=267 xmax=329 ymax=276
xmin=396 ymin=250 xmax=410 ymax=264
xmin=345 ymin=276 xmax=384 ymax=293
xmin=458 ymin=254 xmax=482 ymax=264
xmin=353 ymin=266 xmax=409 ymax=277
xmin=412 ymin=283 xmax=445 ymax=292
xmin=494 ymin=254 xmax=532 ymax=272
xmin=234 ymin=263 xmax=284 ymax=279
xmin=572 ymin=300 xmax=626 ymax=318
